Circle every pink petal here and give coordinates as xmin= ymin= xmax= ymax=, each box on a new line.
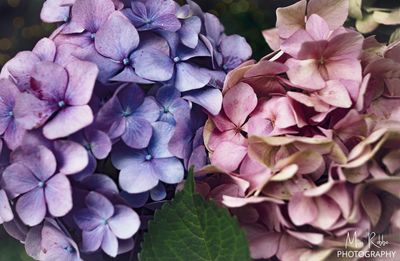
xmin=317 ymin=80 xmax=352 ymax=108
xmin=285 ymin=59 xmax=325 ymax=90
xmin=307 ymin=0 xmax=349 ymax=30
xmin=311 ymin=197 xmax=341 ymax=229
xmin=223 ymin=83 xmax=257 ymax=126
xmin=305 ymin=14 xmax=330 ymax=40
xmin=262 ymin=28 xmax=280 ymax=51
xmin=288 ymin=193 xmax=317 ymax=226
xmin=276 ymin=0 xmax=307 ymax=38
xmin=210 ymin=141 xmax=247 ymax=173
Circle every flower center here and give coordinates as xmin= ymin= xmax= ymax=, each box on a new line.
xmin=173 ymin=56 xmax=181 ymax=63
xmin=122 ymin=58 xmax=130 ymax=66
xmin=163 ymin=107 xmax=169 ymax=113
xmin=84 ymin=143 xmax=92 ymax=151
xmin=90 ymin=33 xmax=96 ymax=40
xmin=58 ymin=100 xmax=66 ymax=108
xmin=63 ymin=16 xmax=70 ymax=23
xmin=145 ymin=154 xmax=152 ymax=161
xmin=7 ymin=110 xmax=13 ymax=117
xmin=122 ymin=110 xmax=132 ymax=117
xmin=64 ymin=245 xmax=74 ymax=253
xmin=38 ymin=181 xmax=45 ymax=188
xmin=319 ymin=57 xmax=325 ymax=65
xmin=102 ymin=219 xmax=108 ymax=225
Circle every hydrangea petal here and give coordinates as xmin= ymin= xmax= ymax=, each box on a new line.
xmin=16 ymin=188 xmax=46 ymax=226
xmin=43 ymin=105 xmax=94 ymax=139
xmin=45 ymin=174 xmax=72 ymax=217
xmin=108 ymin=205 xmax=140 ymax=239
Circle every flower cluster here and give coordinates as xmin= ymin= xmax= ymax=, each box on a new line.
xmin=0 ymin=0 xmax=251 ymax=259
xmin=199 ymin=0 xmax=400 ymax=260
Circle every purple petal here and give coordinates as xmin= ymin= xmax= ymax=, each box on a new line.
xmin=123 ymin=117 xmax=153 ymax=149
xmin=111 ymin=143 xmax=147 ymax=170
xmin=152 ymin=158 xmax=184 ymax=185
xmin=68 ymin=0 xmax=115 ymax=33
xmin=2 ymin=163 xmax=39 ymax=197
xmin=95 ymin=11 xmax=139 ymax=61
xmin=16 ymin=188 xmax=46 ymax=226
xmin=119 ymin=163 xmax=159 ymax=193
xmin=81 ymin=174 xmax=119 ymax=194
xmin=120 ymin=191 xmax=149 ymax=208
xmin=5 ymin=51 xmax=41 ymax=91
xmin=43 ymin=105 xmax=94 ymax=139
xmin=131 ymin=48 xmax=174 ymax=82
xmin=45 ymin=174 xmax=72 ymax=217
xmin=156 ymin=85 xmax=180 ymax=107
xmin=11 ymin=145 xmax=56 ymax=181
xmin=179 ymin=16 xmax=201 ymax=48
xmin=72 ymin=153 xmax=97 ymax=180
xmin=168 ymin=121 xmax=192 ymax=160
xmin=101 ymin=227 xmax=118 ymax=257
xmin=150 ymin=183 xmax=167 ymax=201
xmin=86 ymin=191 xmax=114 ymax=220
xmin=175 ymin=63 xmax=211 ymax=92
xmin=0 ymin=190 xmax=13 ymax=223
xmin=149 ymin=121 xmax=175 ymax=158
xmin=13 ymin=92 xmax=52 ymax=130
xmin=82 ymin=226 xmax=104 ymax=252
xmin=117 ymin=84 xmax=144 ymax=111
xmin=4 ymin=121 xmax=26 ymax=151
xmin=40 ymin=0 xmax=73 ymax=23
xmin=96 ymin=95 xmax=125 ymax=138
xmin=32 ymin=38 xmax=56 ymax=62
xmin=108 ymin=205 xmax=140 ymax=239
xmin=65 ymin=60 xmax=98 ymax=106
xmin=220 ymin=35 xmax=252 ymax=71
xmin=183 ymin=87 xmax=223 ymax=115
xmin=30 ymin=61 xmax=68 ymax=103
xmin=133 ymin=97 xmax=160 ymax=122
xmin=204 ymin=13 xmax=224 ymax=43
xmin=74 ymin=208 xmax=103 ymax=231
xmin=188 ymin=145 xmax=207 ymax=171
xmin=53 ymin=140 xmax=89 ymax=175
xmin=25 ymin=226 xmax=42 ymax=259
xmin=86 ymin=129 xmax=111 ymax=159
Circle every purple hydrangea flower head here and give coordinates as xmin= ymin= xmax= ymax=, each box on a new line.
xmin=0 ymin=189 xmax=13 ymax=224
xmin=70 ymin=128 xmax=112 ymax=180
xmin=2 ymin=145 xmax=73 ymax=226
xmin=124 ymin=0 xmax=181 ymax=32
xmin=111 ymin=122 xmax=184 ymax=193
xmin=17 ymin=59 xmax=98 ymax=139
xmin=74 ymin=191 xmax=140 ymax=257
xmin=154 ymin=85 xmax=190 ymax=125
xmin=96 ymin=84 xmax=159 ymax=149
xmin=75 ymin=11 xmax=174 ymax=84
xmin=40 ymin=220 xmax=81 ymax=261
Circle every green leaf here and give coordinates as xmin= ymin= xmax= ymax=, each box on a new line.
xmin=139 ymin=170 xmax=251 ymax=261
